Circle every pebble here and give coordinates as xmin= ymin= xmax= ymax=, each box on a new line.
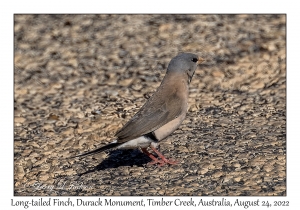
xmin=15 ymin=117 xmax=26 ymax=123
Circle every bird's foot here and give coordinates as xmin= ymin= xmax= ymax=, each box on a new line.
xmin=141 ymin=147 xmax=179 ymax=166
xmin=161 ymin=158 xmax=178 ymax=165
xmin=141 ymin=148 xmax=164 ymax=166
xmin=150 ymin=146 xmax=179 ymax=166
xmin=148 ymin=158 xmax=178 ymax=166
xmin=148 ymin=159 xmax=166 ymax=166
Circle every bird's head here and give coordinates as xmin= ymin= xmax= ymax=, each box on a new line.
xmin=167 ymin=53 xmax=205 ymax=83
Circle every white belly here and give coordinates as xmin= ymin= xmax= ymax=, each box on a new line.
xmin=116 ymin=136 xmax=154 ymax=149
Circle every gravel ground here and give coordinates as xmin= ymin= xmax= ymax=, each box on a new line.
xmin=14 ymin=14 xmax=286 ymax=196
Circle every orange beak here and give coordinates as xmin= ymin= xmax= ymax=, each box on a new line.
xmin=197 ymin=57 xmax=205 ymax=64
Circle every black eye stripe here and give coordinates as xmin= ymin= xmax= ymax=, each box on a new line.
xmin=192 ymin=58 xmax=198 ymax=62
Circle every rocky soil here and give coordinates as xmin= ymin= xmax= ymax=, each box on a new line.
xmin=14 ymin=14 xmax=286 ymax=196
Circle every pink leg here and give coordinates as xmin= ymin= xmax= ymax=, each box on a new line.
xmin=150 ymin=146 xmax=179 ymax=165
xmin=141 ymin=148 xmax=165 ymax=166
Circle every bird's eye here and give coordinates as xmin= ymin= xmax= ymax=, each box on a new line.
xmin=192 ymin=58 xmax=198 ymax=62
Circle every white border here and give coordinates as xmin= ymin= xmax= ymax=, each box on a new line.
xmin=2 ymin=0 xmax=297 ymax=209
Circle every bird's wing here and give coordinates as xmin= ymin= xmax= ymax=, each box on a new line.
xmin=115 ymin=89 xmax=184 ymax=143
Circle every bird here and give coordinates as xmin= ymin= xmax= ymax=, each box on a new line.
xmin=74 ymin=53 xmax=205 ymax=166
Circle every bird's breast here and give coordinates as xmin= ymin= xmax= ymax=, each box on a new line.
xmin=153 ymin=111 xmax=186 ymax=141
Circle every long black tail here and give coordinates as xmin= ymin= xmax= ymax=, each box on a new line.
xmin=71 ymin=142 xmax=121 ymax=158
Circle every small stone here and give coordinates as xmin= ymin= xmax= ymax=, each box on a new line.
xmin=121 ymin=191 xmax=131 ymax=196
xmin=15 ymin=165 xmax=25 ymax=179
xmin=68 ymin=58 xmax=78 ymax=68
xmin=15 ymin=117 xmax=26 ymax=123
xmin=119 ymin=78 xmax=134 ymax=87
xmin=234 ymin=176 xmax=242 ymax=182
xmin=38 ymin=173 xmax=50 ymax=181
xmin=212 ymin=171 xmax=223 ymax=178
xmin=198 ymin=168 xmax=208 ymax=175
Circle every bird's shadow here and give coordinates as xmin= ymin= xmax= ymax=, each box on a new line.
xmin=77 ymin=149 xmax=152 ymax=176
